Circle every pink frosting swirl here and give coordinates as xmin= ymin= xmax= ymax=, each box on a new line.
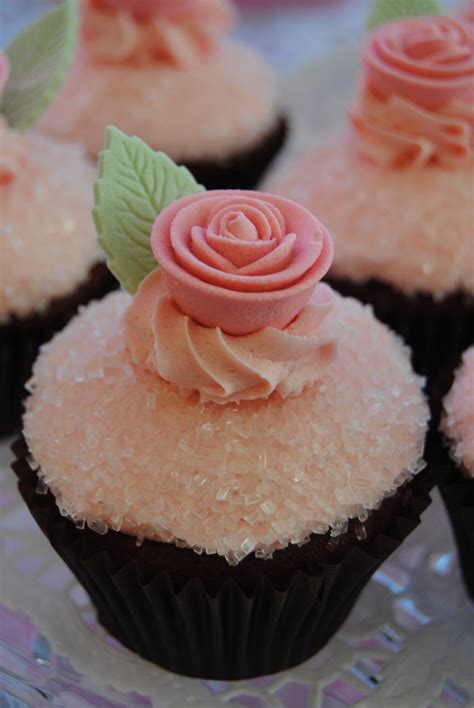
xmin=351 ymin=17 xmax=474 ymax=167
xmin=126 ymin=269 xmax=337 ymax=404
xmin=151 ymin=191 xmax=333 ymax=336
xmin=82 ymin=0 xmax=235 ymax=66
xmin=0 ymin=54 xmax=28 ymax=186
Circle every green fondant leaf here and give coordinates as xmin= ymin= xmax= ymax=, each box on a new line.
xmin=1 ymin=0 xmax=79 ymax=132
xmin=367 ymin=0 xmax=443 ymax=30
xmin=94 ymin=126 xmax=205 ymax=293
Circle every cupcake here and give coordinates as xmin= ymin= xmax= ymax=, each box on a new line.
xmin=36 ymin=0 xmax=287 ymax=189
xmin=13 ymin=127 xmax=432 ymax=680
xmin=263 ymin=4 xmax=474 ymax=399
xmin=0 ymin=2 xmax=116 ymax=438
xmin=439 ymin=347 xmax=474 ymax=599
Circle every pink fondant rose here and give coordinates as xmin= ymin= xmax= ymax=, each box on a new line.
xmin=363 ymin=17 xmax=474 ymax=109
xmin=151 ymin=191 xmax=333 ymax=335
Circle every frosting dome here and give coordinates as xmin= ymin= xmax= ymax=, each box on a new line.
xmin=24 ymin=291 xmax=429 ymax=560
xmin=151 ymin=191 xmax=333 ymax=335
xmin=126 ymin=269 xmax=337 ymax=404
xmin=442 ymin=346 xmax=474 ymax=477
xmin=1 ymin=133 xmax=101 ymax=321
xmin=82 ymin=0 xmax=235 ymax=65
xmin=351 ymin=17 xmax=474 ymax=167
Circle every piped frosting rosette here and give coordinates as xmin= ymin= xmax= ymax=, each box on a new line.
xmin=350 ymin=16 xmax=474 ymax=167
xmin=125 ymin=190 xmax=336 ymax=404
xmin=82 ymin=0 xmax=235 ymax=65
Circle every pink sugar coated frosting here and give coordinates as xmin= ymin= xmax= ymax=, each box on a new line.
xmin=24 ymin=292 xmax=429 ymax=561
xmin=152 ymin=191 xmax=333 ymax=335
xmin=36 ymin=42 xmax=278 ymax=161
xmin=127 ymin=269 xmax=337 ymax=404
xmin=0 ymin=132 xmax=102 ymax=320
xmin=442 ymin=347 xmax=474 ymax=477
xmin=82 ymin=0 xmax=235 ymax=66
xmin=264 ymin=135 xmax=474 ymax=298
xmin=351 ymin=17 xmax=474 ymax=167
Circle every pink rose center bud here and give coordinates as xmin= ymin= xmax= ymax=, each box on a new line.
xmin=222 ymin=212 xmax=259 ymax=241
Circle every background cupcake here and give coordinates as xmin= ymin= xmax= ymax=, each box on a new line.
xmin=0 ymin=1 xmax=115 ymax=437
xmin=263 ymin=1 xmax=474 ymax=416
xmin=13 ymin=127 xmax=432 ymax=680
xmin=36 ymin=0 xmax=287 ymax=189
xmin=439 ymin=347 xmax=474 ymax=599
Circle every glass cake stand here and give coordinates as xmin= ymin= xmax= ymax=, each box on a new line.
xmin=1 ymin=1 xmax=472 ymax=706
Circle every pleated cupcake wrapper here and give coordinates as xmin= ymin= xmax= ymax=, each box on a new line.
xmin=0 ymin=265 xmax=116 ymax=439
xmin=327 ymin=278 xmax=474 ymax=431
xmin=438 ymin=466 xmax=474 ymax=600
xmin=12 ymin=437 xmax=432 ymax=680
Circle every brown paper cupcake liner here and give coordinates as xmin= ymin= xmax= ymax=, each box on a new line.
xmin=176 ymin=116 xmax=288 ymax=190
xmin=12 ymin=436 xmax=433 ymax=679
xmin=327 ymin=276 xmax=474 ymax=431
xmin=0 ymin=264 xmax=117 ymax=438
xmin=438 ymin=466 xmax=474 ymax=600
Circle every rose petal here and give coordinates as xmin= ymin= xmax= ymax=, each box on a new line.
xmin=207 ymin=199 xmax=285 ymax=242
xmin=364 ymin=17 xmax=474 ymax=109
xmin=173 ymin=226 xmax=320 ymax=292
xmin=191 ymin=226 xmax=237 ymax=273
xmin=237 ymin=234 xmax=296 ymax=276
xmin=207 ymin=232 xmax=276 ymax=268
xmin=218 ymin=212 xmax=259 ymax=241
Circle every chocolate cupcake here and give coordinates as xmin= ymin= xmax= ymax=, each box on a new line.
xmin=14 ymin=127 xmax=432 ymax=679
xmin=439 ymin=347 xmax=474 ymax=599
xmin=0 ymin=2 xmax=116 ymax=438
xmin=263 ymin=5 xmax=474 ymax=409
xmin=36 ymin=0 xmax=287 ymax=189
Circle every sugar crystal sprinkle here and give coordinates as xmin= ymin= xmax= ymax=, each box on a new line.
xmin=24 ymin=292 xmax=429 ymax=562
xmin=264 ymin=136 xmax=474 ymax=299
xmin=2 ymin=133 xmax=101 ymax=322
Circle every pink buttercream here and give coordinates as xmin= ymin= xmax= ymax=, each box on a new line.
xmin=442 ymin=347 xmax=474 ymax=477
xmin=126 ymin=269 xmax=337 ymax=403
xmin=350 ymin=87 xmax=474 ymax=167
xmin=24 ymin=292 xmax=429 ymax=559
xmin=351 ymin=17 xmax=474 ymax=167
xmin=151 ymin=191 xmax=333 ymax=335
xmin=82 ymin=0 xmax=235 ymax=66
